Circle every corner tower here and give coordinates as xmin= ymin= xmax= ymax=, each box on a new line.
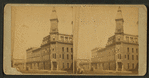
xmin=115 ymin=7 xmax=124 ymax=34
xmin=50 ymin=7 xmax=59 ymax=34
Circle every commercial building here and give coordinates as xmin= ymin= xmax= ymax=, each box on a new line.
xmin=91 ymin=7 xmax=139 ymax=72
xmin=26 ymin=7 xmax=73 ymax=71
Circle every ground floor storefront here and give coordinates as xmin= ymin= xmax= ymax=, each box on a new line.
xmin=91 ymin=60 xmax=138 ymax=72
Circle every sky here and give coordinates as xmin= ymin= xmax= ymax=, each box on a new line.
xmin=12 ymin=6 xmax=73 ymax=59
xmin=12 ymin=6 xmax=138 ymax=60
xmin=77 ymin=6 xmax=138 ymax=59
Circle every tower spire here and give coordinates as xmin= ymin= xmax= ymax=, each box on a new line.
xmin=50 ymin=7 xmax=58 ymax=20
xmin=115 ymin=6 xmax=124 ymax=34
xmin=115 ymin=6 xmax=123 ymax=21
xmin=50 ymin=7 xmax=59 ymax=34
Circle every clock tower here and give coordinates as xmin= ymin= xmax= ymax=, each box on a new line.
xmin=50 ymin=7 xmax=59 ymax=34
xmin=115 ymin=7 xmax=124 ymax=34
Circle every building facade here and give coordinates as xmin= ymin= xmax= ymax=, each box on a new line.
xmin=91 ymin=7 xmax=139 ymax=72
xmin=26 ymin=7 xmax=73 ymax=71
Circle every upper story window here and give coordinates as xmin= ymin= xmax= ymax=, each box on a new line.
xmin=127 ymin=48 xmax=129 ymax=52
xmin=71 ymin=48 xmax=73 ymax=53
xmin=53 ymin=54 xmax=56 ymax=59
xmin=134 ymin=38 xmax=138 ymax=43
xmin=130 ymin=37 xmax=133 ymax=43
xmin=52 ymin=48 xmax=55 ymax=51
xmin=62 ymin=47 xmax=64 ymax=52
xmin=126 ymin=36 xmax=129 ymax=42
xmin=128 ymin=63 xmax=129 ymax=69
xmin=71 ymin=55 xmax=73 ymax=59
xmin=132 ymin=55 xmax=134 ymax=60
xmin=53 ymin=38 xmax=55 ymax=41
xmin=128 ymin=55 xmax=129 ymax=60
xmin=65 ymin=37 xmax=68 ymax=42
xmin=67 ymin=48 xmax=69 ymax=52
xmin=67 ymin=63 xmax=69 ymax=68
xmin=67 ymin=54 xmax=69 ymax=59
xmin=132 ymin=63 xmax=134 ymax=69
xmin=55 ymin=54 xmax=56 ymax=59
xmin=53 ymin=54 xmax=54 ymax=58
xmin=136 ymin=55 xmax=138 ymax=60
xmin=136 ymin=48 xmax=138 ymax=53
xmin=132 ymin=48 xmax=134 ymax=53
xmin=63 ymin=63 xmax=64 ymax=68
xmin=61 ymin=36 xmax=64 ymax=41
xmin=118 ymin=54 xmax=121 ymax=59
xmin=59 ymin=54 xmax=61 ymax=58
xmin=62 ymin=54 xmax=64 ymax=59
xmin=125 ymin=55 xmax=126 ymax=58
xmin=69 ymin=37 xmax=72 ymax=42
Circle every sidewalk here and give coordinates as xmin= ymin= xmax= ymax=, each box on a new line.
xmin=20 ymin=69 xmax=67 ymax=74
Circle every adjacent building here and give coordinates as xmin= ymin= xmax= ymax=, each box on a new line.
xmin=91 ymin=7 xmax=139 ymax=72
xmin=26 ymin=7 xmax=73 ymax=71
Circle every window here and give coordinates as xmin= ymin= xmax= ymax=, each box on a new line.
xmin=52 ymin=48 xmax=55 ymax=51
xmin=67 ymin=54 xmax=69 ymax=59
xmin=60 ymin=54 xmax=61 ymax=58
xmin=53 ymin=54 xmax=54 ymax=58
xmin=132 ymin=55 xmax=134 ymax=60
xmin=65 ymin=37 xmax=68 ymax=42
xmin=130 ymin=37 xmax=133 ymax=42
xmin=63 ymin=63 xmax=64 ymax=68
xmin=127 ymin=48 xmax=129 ymax=52
xmin=62 ymin=54 xmax=64 ymax=59
xmin=128 ymin=55 xmax=129 ymax=60
xmin=128 ymin=63 xmax=129 ymax=69
xmin=71 ymin=48 xmax=73 ymax=52
xmin=67 ymin=63 xmax=69 ymax=68
xmin=132 ymin=63 xmax=134 ymax=69
xmin=62 ymin=47 xmax=64 ymax=52
xmin=61 ymin=36 xmax=64 ymax=41
xmin=126 ymin=36 xmax=129 ymax=42
xmin=71 ymin=55 xmax=73 ymax=59
xmin=125 ymin=55 xmax=126 ymax=58
xmin=53 ymin=38 xmax=55 ymax=41
xmin=55 ymin=54 xmax=56 ymax=59
xmin=136 ymin=49 xmax=138 ymax=53
xmin=69 ymin=37 xmax=72 ymax=42
xmin=136 ymin=55 xmax=138 ymax=60
xmin=135 ymin=38 xmax=138 ymax=43
xmin=132 ymin=48 xmax=134 ymax=53
xmin=67 ymin=48 xmax=69 ymax=52
xmin=118 ymin=54 xmax=121 ymax=59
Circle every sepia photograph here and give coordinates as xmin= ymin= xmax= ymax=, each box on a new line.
xmin=3 ymin=4 xmax=147 ymax=75
xmin=10 ymin=6 xmax=73 ymax=74
xmin=75 ymin=6 xmax=139 ymax=75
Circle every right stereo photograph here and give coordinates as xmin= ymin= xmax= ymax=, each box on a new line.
xmin=73 ymin=5 xmax=147 ymax=76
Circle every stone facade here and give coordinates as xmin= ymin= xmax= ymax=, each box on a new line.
xmin=26 ymin=7 xmax=73 ymax=71
xmin=91 ymin=7 xmax=139 ymax=72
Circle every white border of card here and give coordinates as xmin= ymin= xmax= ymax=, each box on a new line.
xmin=3 ymin=4 xmax=147 ymax=75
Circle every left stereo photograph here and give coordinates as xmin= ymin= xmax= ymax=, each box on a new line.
xmin=4 ymin=4 xmax=74 ymax=75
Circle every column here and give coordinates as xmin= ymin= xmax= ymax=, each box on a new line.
xmin=116 ymin=62 xmax=118 ymax=71
xmin=100 ymin=63 xmax=103 ymax=71
xmin=122 ymin=64 xmax=124 ymax=71
xmin=51 ymin=61 xmax=53 ymax=70
xmin=57 ymin=64 xmax=59 ymax=70
xmin=89 ymin=62 xmax=91 ymax=70
xmin=97 ymin=63 xmax=99 ymax=69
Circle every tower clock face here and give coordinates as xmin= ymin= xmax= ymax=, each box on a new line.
xmin=116 ymin=36 xmax=121 ymax=41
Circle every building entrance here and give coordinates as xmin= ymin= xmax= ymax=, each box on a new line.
xmin=117 ymin=62 xmax=122 ymax=71
xmin=52 ymin=62 xmax=57 ymax=70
